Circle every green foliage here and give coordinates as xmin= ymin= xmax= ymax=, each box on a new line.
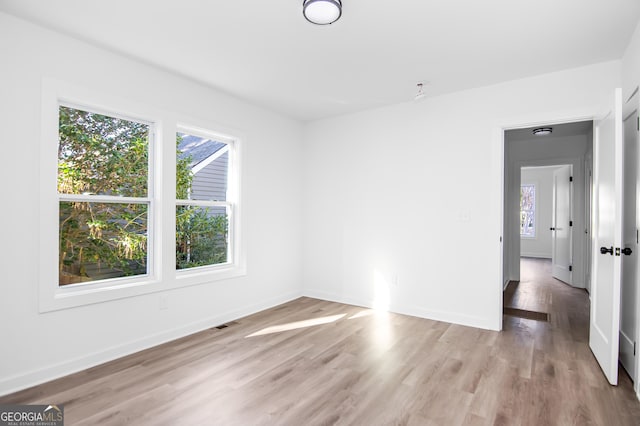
xmin=58 ymin=106 xmax=148 ymax=196
xmin=59 ymin=202 xmax=148 ymax=284
xmin=176 ymin=206 xmax=228 ymax=269
xmin=58 ymin=107 xmax=228 ymax=285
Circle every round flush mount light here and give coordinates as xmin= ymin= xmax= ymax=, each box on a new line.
xmin=532 ymin=127 xmax=553 ymax=136
xmin=303 ymin=0 xmax=342 ymax=25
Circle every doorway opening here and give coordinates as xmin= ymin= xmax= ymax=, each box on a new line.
xmin=502 ymin=121 xmax=593 ymax=322
xmin=499 ymin=89 xmax=640 ymax=391
xmin=520 ymin=164 xmax=574 ymax=283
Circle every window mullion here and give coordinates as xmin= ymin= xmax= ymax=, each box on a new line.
xmin=59 ymin=194 xmax=151 ymax=204
xmin=175 ymin=199 xmax=230 ymax=208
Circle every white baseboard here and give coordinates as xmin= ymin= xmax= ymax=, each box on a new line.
xmin=569 ymin=281 xmax=585 ymax=289
xmin=303 ymin=289 xmax=499 ymax=331
xmin=0 ymin=290 xmax=303 ymax=397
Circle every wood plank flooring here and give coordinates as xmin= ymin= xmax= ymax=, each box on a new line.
xmin=2 ymin=257 xmax=640 ymax=425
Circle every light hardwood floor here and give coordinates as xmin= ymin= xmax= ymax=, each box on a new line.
xmin=2 ymin=258 xmax=640 ymax=425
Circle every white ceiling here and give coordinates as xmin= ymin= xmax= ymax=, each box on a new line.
xmin=1 ymin=0 xmax=639 ymax=121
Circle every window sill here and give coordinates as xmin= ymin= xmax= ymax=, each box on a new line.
xmin=39 ymin=264 xmax=246 ymax=313
xmin=176 ymin=263 xmax=246 ymax=287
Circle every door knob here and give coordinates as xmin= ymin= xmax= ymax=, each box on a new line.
xmin=622 ymin=247 xmax=633 ymax=256
xmin=600 ymin=246 xmax=614 ymax=255
xmin=550 ymin=227 xmax=556 ymax=231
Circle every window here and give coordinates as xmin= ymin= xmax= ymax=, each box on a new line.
xmin=57 ymin=105 xmax=152 ymax=286
xmin=40 ymin=81 xmax=244 ymax=312
xmin=176 ymin=130 xmax=233 ymax=270
xmin=520 ymin=184 xmax=536 ymax=237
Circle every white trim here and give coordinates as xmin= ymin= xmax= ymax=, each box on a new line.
xmin=59 ymin=194 xmax=152 ymax=204
xmin=302 ymin=290 xmax=499 ymax=331
xmin=175 ymin=199 xmax=230 ymax=207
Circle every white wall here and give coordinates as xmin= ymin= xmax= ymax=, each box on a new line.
xmin=520 ymin=166 xmax=560 ymax=258
xmin=0 ymin=13 xmax=304 ymax=396
xmin=622 ymin=21 xmax=640 ymax=102
xmin=302 ymin=61 xmax=620 ymax=331
xmin=505 ymin=135 xmax=591 ymax=288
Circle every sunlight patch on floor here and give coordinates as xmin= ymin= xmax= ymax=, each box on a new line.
xmin=348 ymin=309 xmax=375 ymax=320
xmin=245 ymin=314 xmax=346 ymax=337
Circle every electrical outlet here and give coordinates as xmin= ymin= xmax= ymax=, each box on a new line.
xmin=159 ymin=295 xmax=168 ymax=310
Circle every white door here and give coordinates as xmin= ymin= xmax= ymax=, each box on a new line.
xmin=590 ymin=88 xmax=624 ymax=385
xmin=619 ymin=91 xmax=639 ymax=380
xmin=551 ymin=165 xmax=573 ymax=284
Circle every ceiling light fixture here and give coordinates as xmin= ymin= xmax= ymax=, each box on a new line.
xmin=303 ymin=0 xmax=342 ymax=25
xmin=532 ymin=127 xmax=553 ymax=136
xmin=414 ymin=83 xmax=426 ymax=101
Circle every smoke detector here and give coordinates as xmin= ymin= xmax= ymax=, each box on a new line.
xmin=414 ymin=82 xmax=428 ymax=101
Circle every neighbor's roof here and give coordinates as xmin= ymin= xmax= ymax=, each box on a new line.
xmin=177 ymin=134 xmax=226 ymax=168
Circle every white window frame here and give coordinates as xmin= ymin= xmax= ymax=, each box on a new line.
xmin=57 ymin=102 xmax=155 ymax=285
xmin=39 ymin=79 xmax=245 ymax=313
xmin=520 ymin=183 xmax=537 ymax=238
xmin=175 ymin=126 xmax=237 ymax=273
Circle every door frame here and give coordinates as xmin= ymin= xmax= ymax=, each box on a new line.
xmin=497 ymin=114 xmax=594 ymax=333
xmin=496 ymin=99 xmax=640 ymax=397
xmin=551 ymin=164 xmax=575 ymax=285
xmin=584 ymin=155 xmax=594 ymax=294
xmin=511 ymin=158 xmax=582 ymax=286
xmin=510 ymin=158 xmax=586 ymax=288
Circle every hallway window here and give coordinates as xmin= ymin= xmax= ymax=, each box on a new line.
xmin=520 ymin=184 xmax=536 ymax=237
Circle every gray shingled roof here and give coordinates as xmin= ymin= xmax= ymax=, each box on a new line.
xmin=177 ymin=133 xmax=226 ymax=168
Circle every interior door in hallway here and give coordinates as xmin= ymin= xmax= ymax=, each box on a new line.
xmin=590 ymin=88 xmax=623 ymax=385
xmin=619 ymin=90 xmax=639 ymax=381
xmin=551 ymin=165 xmax=573 ymax=284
